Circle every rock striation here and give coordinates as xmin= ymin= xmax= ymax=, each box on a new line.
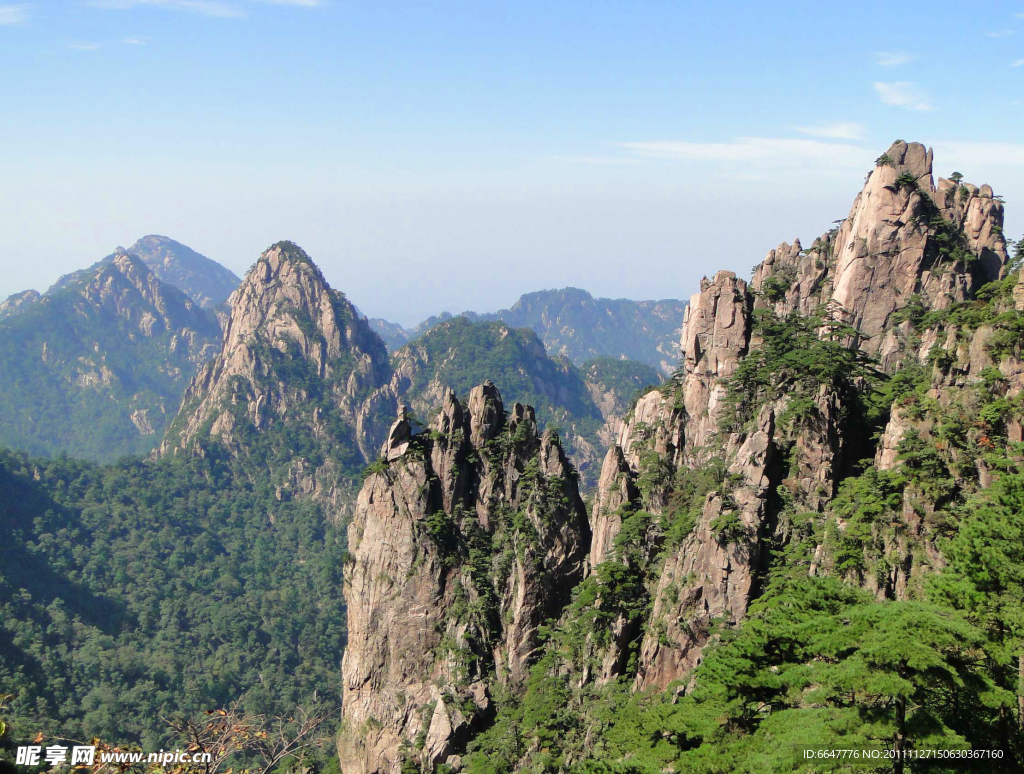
xmin=584 ymin=141 xmax=1012 ymax=691
xmin=340 ymin=382 xmax=590 ymax=774
xmin=161 ymin=242 xmax=392 ymax=508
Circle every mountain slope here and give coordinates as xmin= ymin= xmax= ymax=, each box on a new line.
xmin=0 ymin=253 xmax=220 ymax=460
xmin=161 ymin=241 xmax=393 ymax=510
xmin=369 ymin=288 xmax=685 ymax=374
xmin=49 ymin=235 xmax=240 ymax=310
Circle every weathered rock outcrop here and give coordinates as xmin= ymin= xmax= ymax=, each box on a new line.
xmin=0 ymin=289 xmax=41 ymax=320
xmin=340 ymin=382 xmax=590 ymax=774
xmin=161 ymin=242 xmax=392 ymax=507
xmin=587 ymin=141 xmax=1011 ymax=691
xmin=753 ymin=141 xmax=1008 ymax=368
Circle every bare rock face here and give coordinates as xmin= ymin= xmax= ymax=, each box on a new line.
xmin=0 ymin=289 xmax=41 ymax=321
xmin=830 ymin=142 xmax=1005 ymax=360
xmin=585 ymin=141 xmax=1011 ymax=691
xmin=160 ymin=242 xmax=392 ymax=507
xmin=339 ymin=382 xmax=590 ymax=774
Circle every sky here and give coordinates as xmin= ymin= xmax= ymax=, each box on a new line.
xmin=1 ymin=1 xmax=1022 ymax=326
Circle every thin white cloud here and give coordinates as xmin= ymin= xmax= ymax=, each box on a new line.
xmin=873 ymin=81 xmax=933 ymax=111
xmin=88 ymin=0 xmax=246 ymax=18
xmin=617 ymin=137 xmax=873 ymax=181
xmin=795 ymin=122 xmax=867 ymax=141
xmin=123 ymin=37 xmax=145 ymax=44
xmin=0 ymin=4 xmax=28 ymax=24
xmin=986 ymin=30 xmax=1015 ymax=38
xmin=69 ymin=42 xmax=101 ymax=50
xmin=256 ymin=0 xmax=323 ymax=5
xmin=1012 ymin=58 xmax=1024 ymax=67
xmin=874 ymin=51 xmax=914 ymax=67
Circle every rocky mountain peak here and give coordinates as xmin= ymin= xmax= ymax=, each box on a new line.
xmin=0 ymin=248 xmax=221 ymax=459
xmin=47 ymin=235 xmax=239 ymax=311
xmin=161 ymin=242 xmax=391 ymax=506
xmin=584 ymin=140 xmax=1014 ymax=692
xmin=219 ymin=241 xmax=358 ymax=374
xmin=751 ymin=139 xmax=1009 ymax=368
xmin=75 ymin=249 xmax=213 ymax=340
xmin=124 ymin=234 xmax=240 ymax=309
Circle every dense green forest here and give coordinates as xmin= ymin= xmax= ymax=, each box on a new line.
xmin=0 ymin=448 xmax=346 ymax=751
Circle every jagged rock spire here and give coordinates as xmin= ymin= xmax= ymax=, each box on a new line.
xmin=340 ymin=382 xmax=590 ymax=774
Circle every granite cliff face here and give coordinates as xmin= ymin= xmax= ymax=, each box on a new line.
xmin=339 ymin=141 xmax=1023 ymax=769
xmin=340 ymin=382 xmax=590 ymax=773
xmin=161 ymin=242 xmax=392 ymax=507
xmin=0 ymin=252 xmax=220 ymax=459
xmin=585 ymin=140 xmax=1012 ymax=691
xmin=753 ymin=140 xmax=1007 ymax=366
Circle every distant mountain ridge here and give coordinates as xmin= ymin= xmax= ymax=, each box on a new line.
xmin=0 ymin=252 xmax=221 ymax=459
xmin=369 ymin=287 xmax=686 ymax=374
xmin=49 ymin=235 xmax=240 ymax=310
xmin=382 ymin=316 xmax=662 ymax=486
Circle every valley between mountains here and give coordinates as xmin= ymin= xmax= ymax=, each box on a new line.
xmin=3 ymin=140 xmax=1024 ymax=773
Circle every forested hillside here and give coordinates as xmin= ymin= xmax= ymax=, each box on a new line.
xmin=370 ymin=288 xmax=685 ymax=375
xmin=0 ymin=448 xmax=345 ymax=750
xmin=0 ymin=254 xmax=220 ymax=460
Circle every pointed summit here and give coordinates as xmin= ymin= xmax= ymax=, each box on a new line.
xmin=0 ymin=253 xmax=219 ymax=459
xmin=125 ymin=235 xmax=240 ymax=309
xmin=162 ymin=241 xmax=392 ymax=508
xmin=752 ymin=139 xmax=1010 ymax=366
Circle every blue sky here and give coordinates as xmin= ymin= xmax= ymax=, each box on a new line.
xmin=1 ymin=0 xmax=1022 ymax=325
